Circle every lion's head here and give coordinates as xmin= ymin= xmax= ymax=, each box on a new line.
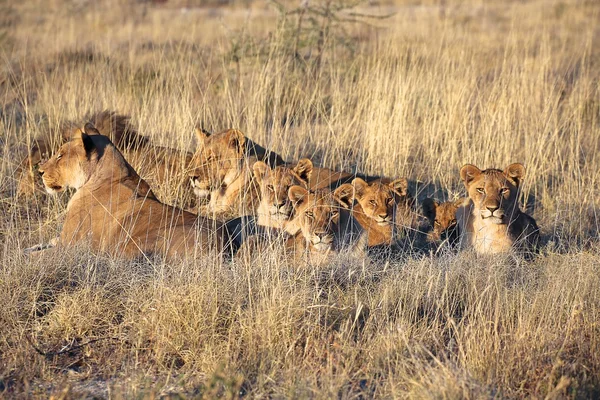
xmin=187 ymin=128 xmax=250 ymax=198
xmin=422 ymin=198 xmax=465 ymax=242
xmin=351 ymin=178 xmax=409 ymax=226
xmin=253 ymin=159 xmax=313 ymax=225
xmin=460 ymin=163 xmax=525 ymax=225
xmin=287 ymin=186 xmax=353 ymax=252
xmin=38 ymin=127 xmax=94 ymax=194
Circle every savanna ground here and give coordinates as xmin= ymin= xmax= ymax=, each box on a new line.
xmin=1 ymin=0 xmax=600 ymax=397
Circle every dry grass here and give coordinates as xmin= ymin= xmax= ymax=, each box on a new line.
xmin=1 ymin=0 xmax=599 ymax=397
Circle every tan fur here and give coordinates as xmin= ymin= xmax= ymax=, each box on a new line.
xmin=16 ymin=111 xmax=194 ymax=206
xmin=37 ymin=125 xmax=223 ymax=260
xmin=282 ymin=186 xmax=366 ymax=265
xmin=236 ymin=186 xmax=366 ymax=266
xmin=458 ymin=163 xmax=539 ymax=254
xmin=253 ymin=159 xmax=313 ymax=229
xmin=346 ymin=178 xmax=413 ymax=247
xmin=422 ymin=197 xmax=469 ymax=244
xmin=188 ymin=128 xmax=285 ymax=219
xmin=187 ymin=128 xmax=368 ymax=220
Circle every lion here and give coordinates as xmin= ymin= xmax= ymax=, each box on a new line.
xmin=235 ymin=186 xmax=367 ymax=266
xmin=188 ymin=128 xmax=286 ymax=219
xmin=348 ymin=177 xmax=414 ymax=247
xmin=187 ymin=128 xmax=382 ymax=220
xmin=35 ymin=124 xmax=223 ymax=260
xmin=252 ymin=158 xmax=313 ymax=229
xmin=16 ymin=110 xmax=195 ymax=207
xmin=422 ymin=197 xmax=469 ymax=245
xmin=458 ymin=163 xmax=539 ymax=254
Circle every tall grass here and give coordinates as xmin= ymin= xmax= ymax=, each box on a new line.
xmin=1 ymin=0 xmax=599 ymax=397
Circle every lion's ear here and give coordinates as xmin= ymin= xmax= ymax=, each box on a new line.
xmin=226 ymin=129 xmax=246 ymax=154
xmin=352 ymin=178 xmax=368 ymax=200
xmin=253 ymin=161 xmax=270 ymax=183
xmin=72 ymin=127 xmax=95 ymax=155
xmin=389 ymin=178 xmax=408 ymax=197
xmin=334 ymin=184 xmax=354 ymax=209
xmin=194 ymin=127 xmax=210 ymax=150
xmin=504 ymin=163 xmax=525 ymax=187
xmin=288 ymin=185 xmax=309 ymax=208
xmin=422 ymin=198 xmax=439 ymax=222
xmin=460 ymin=164 xmax=482 ymax=187
xmin=293 ymin=159 xmax=313 ymax=186
xmin=83 ymin=122 xmax=101 ymax=136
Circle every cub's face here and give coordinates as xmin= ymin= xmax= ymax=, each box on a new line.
xmin=460 ymin=163 xmax=525 ymax=224
xmin=422 ymin=199 xmax=460 ymax=241
xmin=38 ymin=131 xmax=90 ymax=194
xmin=254 ymin=159 xmax=312 ymax=222
xmin=188 ymin=128 xmax=246 ymax=197
xmin=288 ymin=186 xmax=351 ymax=252
xmin=352 ymin=178 xmax=409 ymax=226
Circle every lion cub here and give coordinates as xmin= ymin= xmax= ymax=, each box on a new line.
xmin=422 ymin=198 xmax=469 ymax=245
xmin=458 ymin=163 xmax=539 ymax=254
xmin=187 ymin=128 xmax=285 ymax=219
xmin=343 ymin=178 xmax=414 ymax=247
xmin=236 ymin=186 xmax=366 ymax=266
xmin=253 ymin=159 xmax=313 ymax=229
xmin=36 ymin=124 xmax=224 ymax=260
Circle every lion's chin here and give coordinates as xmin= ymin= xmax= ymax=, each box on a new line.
xmin=376 ymin=220 xmax=392 ymax=226
xmin=312 ymin=243 xmax=332 ymax=252
xmin=44 ymin=185 xmax=63 ymax=195
xmin=270 ymin=212 xmax=290 ymax=221
xmin=482 ymin=215 xmax=504 ymax=225
xmin=193 ymin=188 xmax=210 ymax=198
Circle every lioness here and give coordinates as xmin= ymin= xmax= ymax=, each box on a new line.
xmin=347 ymin=178 xmax=414 ymax=247
xmin=253 ymin=159 xmax=313 ymax=229
xmin=16 ymin=110 xmax=194 ymax=206
xmin=188 ymin=128 xmax=379 ymax=220
xmin=188 ymin=128 xmax=286 ymax=219
xmin=236 ymin=186 xmax=366 ymax=266
xmin=458 ymin=163 xmax=539 ymax=254
xmin=422 ymin=197 xmax=469 ymax=245
xmin=36 ymin=124 xmax=223 ymax=260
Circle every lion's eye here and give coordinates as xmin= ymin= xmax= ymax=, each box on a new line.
xmin=476 ymin=188 xmax=485 ymax=194
xmin=386 ymin=197 xmax=394 ymax=205
xmin=267 ymin=185 xmax=274 ymax=192
xmin=331 ymin=210 xmax=339 ymax=218
xmin=434 ymin=220 xmax=441 ymax=226
xmin=369 ymin=200 xmax=377 ymax=206
xmin=305 ymin=211 xmax=314 ymax=218
xmin=56 ymin=154 xmax=63 ymax=161
xmin=500 ymin=187 xmax=509 ymax=194
xmin=449 ymin=219 xmax=457 ymax=226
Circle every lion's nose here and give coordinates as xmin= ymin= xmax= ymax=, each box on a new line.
xmin=486 ymin=205 xmax=499 ymax=213
xmin=38 ymin=168 xmax=44 ymax=176
xmin=378 ymin=214 xmax=388 ymax=220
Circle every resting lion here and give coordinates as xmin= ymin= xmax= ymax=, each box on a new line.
xmin=457 ymin=163 xmax=539 ymax=254
xmin=16 ymin=110 xmax=194 ymax=207
xmin=422 ymin=197 xmax=469 ymax=245
xmin=188 ymin=128 xmax=286 ymax=220
xmin=235 ymin=186 xmax=367 ymax=266
xmin=188 ymin=128 xmax=380 ymax=220
xmin=253 ymin=159 xmax=313 ymax=229
xmin=36 ymin=124 xmax=223 ymax=260
xmin=346 ymin=178 xmax=414 ymax=247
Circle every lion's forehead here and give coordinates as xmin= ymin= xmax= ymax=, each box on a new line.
xmin=437 ymin=206 xmax=457 ymax=224
xmin=268 ymin=169 xmax=296 ymax=186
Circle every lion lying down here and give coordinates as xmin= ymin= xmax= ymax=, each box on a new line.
xmin=33 ymin=124 xmax=224 ymax=260
xmin=16 ymin=110 xmax=195 ymax=207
